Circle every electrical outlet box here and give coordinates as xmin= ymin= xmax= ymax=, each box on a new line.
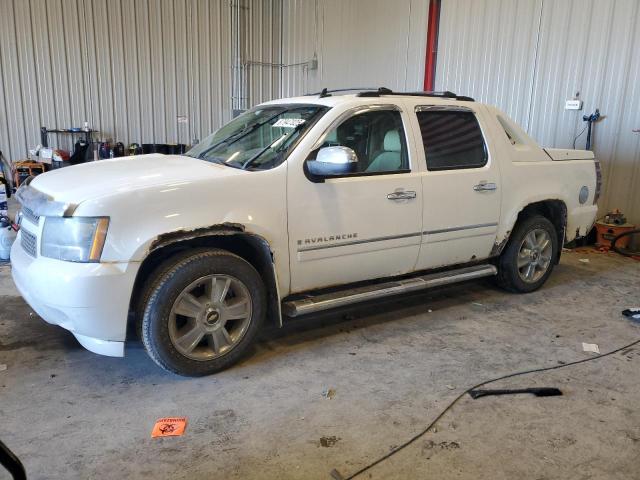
xmin=565 ymin=99 xmax=583 ymax=110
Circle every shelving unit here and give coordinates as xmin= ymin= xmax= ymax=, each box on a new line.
xmin=40 ymin=126 xmax=98 ymax=148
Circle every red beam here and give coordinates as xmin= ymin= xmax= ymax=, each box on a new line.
xmin=423 ymin=0 xmax=441 ymax=91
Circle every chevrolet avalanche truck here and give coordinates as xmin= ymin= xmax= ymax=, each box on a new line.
xmin=11 ymin=88 xmax=600 ymax=376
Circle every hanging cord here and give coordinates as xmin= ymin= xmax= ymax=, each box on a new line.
xmin=572 ymin=124 xmax=588 ymax=149
xmin=332 ymin=336 xmax=640 ymax=480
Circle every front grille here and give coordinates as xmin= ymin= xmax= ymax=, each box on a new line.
xmin=21 ymin=229 xmax=37 ymax=257
xmin=22 ymin=206 xmax=40 ymax=225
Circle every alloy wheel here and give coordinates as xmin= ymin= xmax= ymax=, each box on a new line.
xmin=168 ymin=274 xmax=252 ymax=361
xmin=517 ymin=228 xmax=553 ymax=283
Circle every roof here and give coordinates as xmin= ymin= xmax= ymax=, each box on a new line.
xmin=260 ymin=87 xmax=475 ymax=108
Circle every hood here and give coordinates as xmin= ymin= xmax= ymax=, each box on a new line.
xmin=30 ymin=154 xmax=245 ymax=204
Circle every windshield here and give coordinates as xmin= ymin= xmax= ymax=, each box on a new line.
xmin=185 ymin=104 xmax=328 ymax=170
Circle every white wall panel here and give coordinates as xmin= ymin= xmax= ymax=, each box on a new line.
xmin=437 ymin=0 xmax=541 ymax=129
xmin=0 ymin=0 xmax=27 ymax=161
xmin=437 ymin=0 xmax=640 ymax=224
xmin=244 ymin=0 xmax=282 ymax=106
xmin=280 ymin=0 xmax=317 ymax=97
xmin=281 ymin=0 xmax=429 ymax=97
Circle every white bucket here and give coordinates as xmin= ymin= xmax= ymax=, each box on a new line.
xmin=0 ymin=225 xmax=17 ymax=260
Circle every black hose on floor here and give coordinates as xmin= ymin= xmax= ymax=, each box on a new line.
xmin=611 ymin=229 xmax=640 ymax=257
xmin=0 ymin=439 xmax=26 ymax=480
xmin=331 ymin=336 xmax=640 ymax=480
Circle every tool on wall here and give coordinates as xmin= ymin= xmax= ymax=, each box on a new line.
xmin=582 ymin=109 xmax=601 ymax=150
xmin=573 ymin=108 xmax=604 ymax=150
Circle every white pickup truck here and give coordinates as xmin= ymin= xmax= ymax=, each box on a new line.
xmin=12 ymin=88 xmax=600 ymax=376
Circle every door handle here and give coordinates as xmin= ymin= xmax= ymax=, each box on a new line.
xmin=387 ymin=190 xmax=417 ymax=200
xmin=473 ymin=181 xmax=497 ymax=192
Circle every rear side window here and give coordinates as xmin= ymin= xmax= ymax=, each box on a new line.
xmin=416 ymin=110 xmax=487 ymax=171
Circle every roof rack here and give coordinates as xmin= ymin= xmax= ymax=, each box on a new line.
xmin=306 ymin=87 xmax=381 ymax=98
xmin=306 ymin=87 xmax=474 ymax=101
xmin=356 ymin=87 xmax=474 ymax=101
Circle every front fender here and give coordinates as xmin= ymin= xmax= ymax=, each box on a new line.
xmin=72 ymin=166 xmax=290 ymax=296
xmin=137 ymin=227 xmax=284 ymax=328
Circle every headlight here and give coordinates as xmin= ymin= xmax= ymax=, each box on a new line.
xmin=41 ymin=217 xmax=109 ymax=262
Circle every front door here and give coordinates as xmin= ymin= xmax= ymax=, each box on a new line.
xmin=413 ymin=105 xmax=502 ymax=269
xmin=287 ymin=105 xmax=423 ymax=293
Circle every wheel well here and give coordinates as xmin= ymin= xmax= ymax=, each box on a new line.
xmin=128 ymin=232 xmax=281 ymax=338
xmin=514 ymin=200 xmax=567 ymax=262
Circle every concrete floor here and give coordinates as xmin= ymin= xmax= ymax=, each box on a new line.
xmin=0 ymin=250 xmax=639 ymax=479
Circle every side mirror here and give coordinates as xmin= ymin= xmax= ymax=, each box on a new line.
xmin=306 ymin=146 xmax=358 ymax=180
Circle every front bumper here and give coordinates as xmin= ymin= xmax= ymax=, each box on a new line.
xmin=10 ymin=233 xmax=139 ymax=357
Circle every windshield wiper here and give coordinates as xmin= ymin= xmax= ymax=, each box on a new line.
xmin=195 ymin=129 xmax=250 ymax=160
xmin=241 ymin=144 xmax=276 ymax=170
xmin=196 ymin=109 xmax=287 ymax=161
xmin=241 ymin=122 xmax=305 ymax=170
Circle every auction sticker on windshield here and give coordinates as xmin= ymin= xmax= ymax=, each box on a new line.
xmin=273 ymin=118 xmax=306 ymax=128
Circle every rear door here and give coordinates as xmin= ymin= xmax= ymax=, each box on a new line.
xmin=413 ymin=105 xmax=502 ymax=269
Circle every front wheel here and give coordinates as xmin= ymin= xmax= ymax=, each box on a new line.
xmin=496 ymin=215 xmax=558 ymax=293
xmin=141 ymin=249 xmax=266 ymax=376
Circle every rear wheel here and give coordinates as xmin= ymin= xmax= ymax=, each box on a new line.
xmin=496 ymin=215 xmax=558 ymax=293
xmin=141 ymin=249 xmax=265 ymax=376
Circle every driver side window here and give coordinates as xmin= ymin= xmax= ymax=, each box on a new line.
xmin=319 ymin=109 xmax=409 ymax=173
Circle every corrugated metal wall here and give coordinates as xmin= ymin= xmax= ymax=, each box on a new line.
xmin=0 ymin=0 xmax=283 ymax=163
xmin=281 ymin=0 xmax=429 ymax=97
xmin=231 ymin=0 xmax=282 ymax=111
xmin=436 ymin=0 xmax=640 ymax=224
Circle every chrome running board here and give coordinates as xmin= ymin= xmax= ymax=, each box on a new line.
xmin=282 ymin=264 xmax=497 ymax=317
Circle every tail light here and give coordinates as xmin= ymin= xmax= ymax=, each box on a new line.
xmin=593 ymin=159 xmax=602 ymax=205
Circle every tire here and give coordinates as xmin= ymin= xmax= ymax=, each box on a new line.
xmin=141 ymin=248 xmax=266 ymax=376
xmin=496 ymin=215 xmax=558 ymax=293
